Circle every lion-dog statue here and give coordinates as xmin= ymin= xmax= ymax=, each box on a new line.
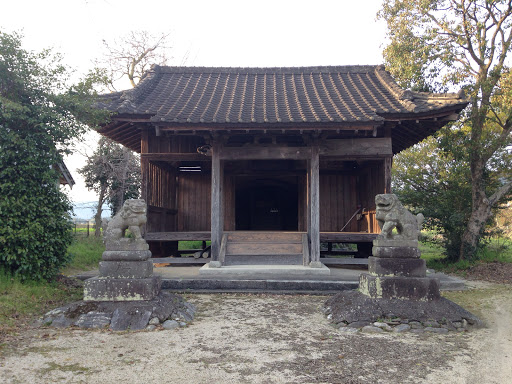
xmin=375 ymin=194 xmax=424 ymax=241
xmin=105 ymin=199 xmax=147 ymax=243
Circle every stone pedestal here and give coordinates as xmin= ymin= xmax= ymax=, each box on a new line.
xmin=84 ymin=276 xmax=161 ymax=301
xmin=84 ymin=201 xmax=161 ymax=302
xmin=84 ymin=241 xmax=161 ymax=301
xmin=359 ymin=241 xmax=440 ymax=301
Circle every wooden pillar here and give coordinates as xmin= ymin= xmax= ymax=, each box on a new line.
xmin=141 ymin=129 xmax=150 ymax=236
xmin=384 ymin=156 xmax=392 ymax=194
xmin=308 ymin=143 xmax=321 ymax=265
xmin=210 ymin=140 xmax=224 ymax=264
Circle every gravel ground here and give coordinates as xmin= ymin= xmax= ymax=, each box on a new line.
xmin=1 ymin=284 xmax=511 ymax=383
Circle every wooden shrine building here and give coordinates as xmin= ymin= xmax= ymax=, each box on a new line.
xmin=97 ymin=65 xmax=467 ymax=270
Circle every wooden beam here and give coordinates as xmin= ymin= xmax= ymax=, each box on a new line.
xmin=219 ymin=146 xmax=312 ymax=160
xmin=319 ymin=138 xmax=392 ymax=157
xmin=145 ymin=232 xmax=211 ymax=241
xmin=141 ymin=153 xmax=211 ymax=162
xmin=319 ymin=232 xmax=378 ymax=242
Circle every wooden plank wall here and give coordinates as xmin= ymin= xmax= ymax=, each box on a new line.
xmin=176 ymin=173 xmax=235 ymax=231
xmin=319 ymin=174 xmax=358 ymax=232
xmin=148 ymin=135 xmax=204 ymax=153
xmin=146 ymin=162 xmax=177 ymax=232
xmin=178 ymin=173 xmax=211 ymax=231
xmin=357 ymin=162 xmax=385 ymax=233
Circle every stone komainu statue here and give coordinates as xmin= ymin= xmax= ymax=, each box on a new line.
xmin=105 ymin=199 xmax=147 ymax=242
xmin=375 ymin=194 xmax=424 ymax=241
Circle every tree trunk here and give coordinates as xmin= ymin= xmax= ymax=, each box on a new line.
xmin=460 ymin=200 xmax=491 ymax=260
xmin=94 ymin=185 xmax=107 ymax=237
xmin=459 ymin=155 xmax=490 ymax=260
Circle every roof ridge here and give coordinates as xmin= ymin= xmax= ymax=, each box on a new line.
xmin=374 ymin=66 xmax=468 ymax=112
xmin=118 ymin=66 xmax=162 ymax=113
xmin=152 ymin=65 xmax=380 ymax=75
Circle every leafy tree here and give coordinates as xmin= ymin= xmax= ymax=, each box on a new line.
xmin=379 ymin=0 xmax=512 ymax=260
xmin=78 ymin=137 xmax=140 ymax=237
xmin=0 ymin=31 xmax=108 ymax=280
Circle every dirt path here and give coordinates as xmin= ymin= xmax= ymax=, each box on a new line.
xmin=422 ymin=282 xmax=512 ymax=384
xmin=1 ymin=287 xmax=511 ymax=383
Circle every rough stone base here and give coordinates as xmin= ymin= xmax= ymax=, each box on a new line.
xmin=359 ymin=273 xmax=440 ymax=301
xmin=83 ymin=276 xmax=161 ymax=301
xmin=372 ymin=246 xmax=421 ymax=259
xmin=368 ymin=256 xmax=426 ymax=277
xmin=38 ymin=291 xmax=196 ymax=331
xmin=324 ymin=290 xmax=482 ymax=329
xmin=99 ymin=260 xmax=153 ymax=279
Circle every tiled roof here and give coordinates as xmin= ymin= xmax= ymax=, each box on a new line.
xmin=98 ymin=65 xmax=467 ymax=125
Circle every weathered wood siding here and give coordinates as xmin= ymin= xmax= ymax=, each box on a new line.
xmin=148 ymin=135 xmax=205 ymax=153
xmin=177 ymin=173 xmax=211 ymax=231
xmin=176 ymin=173 xmax=235 ymax=232
xmin=319 ymin=174 xmax=358 ymax=232
xmin=358 ymin=162 xmax=385 ymax=233
xmin=146 ymin=162 xmax=177 ymax=233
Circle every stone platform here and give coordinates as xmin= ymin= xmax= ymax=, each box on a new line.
xmin=76 ymin=266 xmax=466 ymax=293
xmin=198 ymin=263 xmax=331 ymax=277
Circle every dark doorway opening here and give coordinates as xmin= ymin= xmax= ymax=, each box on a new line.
xmin=235 ymin=176 xmax=299 ymax=231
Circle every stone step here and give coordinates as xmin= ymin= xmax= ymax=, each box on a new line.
xmin=226 ymin=232 xmax=302 ymax=243
xmin=161 ymin=278 xmax=350 ymax=292
xmin=226 ymin=242 xmax=303 ymax=255
xmin=224 ymin=254 xmax=303 ymax=266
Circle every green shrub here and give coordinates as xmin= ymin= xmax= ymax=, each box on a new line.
xmin=0 ymin=31 xmax=108 ymax=281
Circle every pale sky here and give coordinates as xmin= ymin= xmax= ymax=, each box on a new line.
xmin=1 ymin=0 xmax=387 ymax=206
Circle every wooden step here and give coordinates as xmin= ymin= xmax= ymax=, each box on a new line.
xmin=226 ymin=242 xmax=303 ymax=255
xmin=226 ymin=232 xmax=302 ymax=243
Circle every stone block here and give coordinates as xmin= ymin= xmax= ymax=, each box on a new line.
xmin=99 ymin=260 xmax=153 ymax=279
xmin=101 ymin=250 xmax=151 ymax=261
xmin=105 ymin=239 xmax=150 ymax=252
xmin=372 ymin=246 xmax=421 ymax=258
xmin=83 ymin=276 xmax=161 ymax=302
xmin=368 ymin=256 xmax=426 ymax=277
xmin=110 ymin=308 xmax=152 ymax=331
xmin=359 ymin=273 xmax=441 ymax=301
xmin=75 ymin=312 xmax=111 ymax=329
xmin=373 ymin=239 xmax=419 ymax=248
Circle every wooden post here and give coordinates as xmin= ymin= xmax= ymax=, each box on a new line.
xmin=308 ymin=143 xmax=321 ymax=265
xmin=141 ymin=129 xmax=150 ymax=236
xmin=210 ymin=140 xmax=224 ymax=265
xmin=384 ymin=156 xmax=392 ymax=194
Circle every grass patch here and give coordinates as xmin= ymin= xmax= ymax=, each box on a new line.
xmin=442 ymin=284 xmax=509 ymax=320
xmin=62 ymin=236 xmax=105 ymax=275
xmin=0 ymin=270 xmax=82 ymax=332
xmin=420 ymin=234 xmax=512 ymax=273
xmin=0 ymin=236 xmax=105 ymax=337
